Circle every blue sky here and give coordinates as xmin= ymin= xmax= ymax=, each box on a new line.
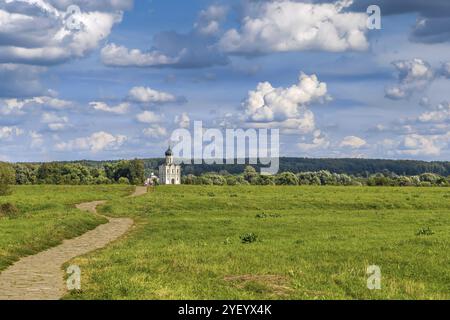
xmin=1 ymin=0 xmax=450 ymax=162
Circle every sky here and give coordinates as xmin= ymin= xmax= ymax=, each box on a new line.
xmin=1 ymin=0 xmax=450 ymax=162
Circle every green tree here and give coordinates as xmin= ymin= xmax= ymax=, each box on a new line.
xmin=129 ymin=159 xmax=145 ymax=185
xmin=14 ymin=164 xmax=37 ymax=185
xmin=0 ymin=162 xmax=15 ymax=196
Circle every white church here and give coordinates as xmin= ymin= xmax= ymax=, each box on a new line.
xmin=158 ymin=146 xmax=181 ymax=185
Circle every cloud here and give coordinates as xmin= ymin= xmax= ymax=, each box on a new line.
xmin=100 ymin=4 xmax=229 ymax=68
xmin=398 ymin=134 xmax=442 ymax=156
xmin=90 ymin=101 xmax=130 ymax=114
xmin=136 ymin=111 xmax=162 ymax=124
xmin=385 ymin=58 xmax=434 ymax=100
xmin=101 ymin=43 xmax=179 ymax=67
xmin=411 ymin=16 xmax=450 ymax=44
xmin=242 ymin=72 xmax=329 ymax=135
xmin=297 ymin=130 xmax=330 ymax=151
xmin=314 ymin=0 xmax=450 ymax=43
xmin=194 ymin=4 xmax=228 ymax=36
xmin=29 ymin=130 xmax=44 ymax=148
xmin=0 ymin=95 xmax=72 ymax=114
xmin=142 ymin=125 xmax=167 ymax=138
xmin=0 ymin=126 xmax=24 ymax=140
xmin=340 ymin=135 xmax=367 ymax=149
xmin=370 ymin=98 xmax=450 ymax=158
xmin=174 ymin=112 xmax=190 ymax=129
xmin=46 ymin=0 xmax=133 ymax=11
xmin=0 ymin=0 xmax=129 ymax=65
xmin=55 ymin=131 xmax=127 ymax=152
xmin=219 ymin=0 xmax=368 ymax=54
xmin=41 ymin=112 xmax=69 ymax=131
xmin=418 ymin=101 xmax=450 ymax=123
xmin=128 ymin=86 xmax=180 ymax=104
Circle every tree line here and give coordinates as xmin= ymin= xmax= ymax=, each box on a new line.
xmin=179 ymin=158 xmax=450 ymax=177
xmin=181 ymin=166 xmax=450 ymax=187
xmin=1 ymin=158 xmax=450 ymax=197
xmin=3 ymin=159 xmax=144 ymax=188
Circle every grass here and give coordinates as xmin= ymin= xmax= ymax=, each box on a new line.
xmin=62 ymin=185 xmax=450 ymax=300
xmin=0 ymin=185 xmax=133 ymax=271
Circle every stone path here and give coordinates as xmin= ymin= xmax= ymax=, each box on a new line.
xmin=0 ymin=186 xmax=147 ymax=300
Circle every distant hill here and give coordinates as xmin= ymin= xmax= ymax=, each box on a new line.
xmin=24 ymin=158 xmax=450 ymax=177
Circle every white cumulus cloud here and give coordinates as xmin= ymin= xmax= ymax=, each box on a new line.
xmin=136 ymin=111 xmax=162 ymax=124
xmin=219 ymin=0 xmax=368 ymax=54
xmin=298 ymin=130 xmax=330 ymax=151
xmin=418 ymin=101 xmax=450 ymax=123
xmin=0 ymin=0 xmax=129 ymax=65
xmin=385 ymin=58 xmax=434 ymax=100
xmin=128 ymin=86 xmax=179 ymax=104
xmin=89 ymin=101 xmax=130 ymax=114
xmin=41 ymin=112 xmax=69 ymax=131
xmin=142 ymin=125 xmax=167 ymax=138
xmin=0 ymin=95 xmax=72 ymax=115
xmin=340 ymin=136 xmax=367 ymax=149
xmin=399 ymin=134 xmax=442 ymax=156
xmin=56 ymin=131 xmax=127 ymax=152
xmin=242 ymin=72 xmax=329 ymax=135
xmin=101 ymin=43 xmax=179 ymax=67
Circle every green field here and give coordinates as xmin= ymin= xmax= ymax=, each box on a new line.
xmin=0 ymin=185 xmax=133 ymax=271
xmin=57 ymin=185 xmax=449 ymax=300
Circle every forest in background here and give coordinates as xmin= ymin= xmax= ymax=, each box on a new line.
xmin=15 ymin=157 xmax=450 ymax=177
xmin=0 ymin=158 xmax=449 ymax=189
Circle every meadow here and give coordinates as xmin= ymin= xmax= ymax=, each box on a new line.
xmin=62 ymin=185 xmax=450 ymax=300
xmin=0 ymin=185 xmax=133 ymax=271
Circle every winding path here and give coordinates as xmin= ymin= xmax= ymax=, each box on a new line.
xmin=0 ymin=186 xmax=147 ymax=300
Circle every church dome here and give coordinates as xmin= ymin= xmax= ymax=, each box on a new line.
xmin=165 ymin=147 xmax=173 ymax=156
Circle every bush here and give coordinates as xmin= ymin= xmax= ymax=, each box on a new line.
xmin=240 ymin=233 xmax=259 ymax=244
xmin=118 ymin=177 xmax=130 ymax=185
xmin=226 ymin=176 xmax=238 ymax=186
xmin=258 ymin=175 xmax=276 ymax=185
xmin=275 ymin=172 xmax=299 ymax=185
xmin=0 ymin=202 xmax=20 ymax=218
xmin=95 ymin=176 xmax=111 ymax=185
xmin=243 ymin=166 xmax=258 ymax=183
xmin=0 ymin=162 xmax=15 ymax=196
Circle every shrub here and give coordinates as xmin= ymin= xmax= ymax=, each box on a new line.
xmin=95 ymin=176 xmax=111 ymax=185
xmin=226 ymin=176 xmax=238 ymax=186
xmin=182 ymin=174 xmax=197 ymax=185
xmin=0 ymin=202 xmax=20 ymax=218
xmin=207 ymin=174 xmax=226 ymax=186
xmin=416 ymin=227 xmax=434 ymax=236
xmin=258 ymin=175 xmax=276 ymax=185
xmin=240 ymin=233 xmax=259 ymax=244
xmin=275 ymin=172 xmax=299 ymax=185
xmin=243 ymin=166 xmax=258 ymax=183
xmin=0 ymin=162 xmax=15 ymax=196
xmin=118 ymin=177 xmax=130 ymax=185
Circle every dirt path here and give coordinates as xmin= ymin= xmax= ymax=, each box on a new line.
xmin=0 ymin=186 xmax=147 ymax=300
